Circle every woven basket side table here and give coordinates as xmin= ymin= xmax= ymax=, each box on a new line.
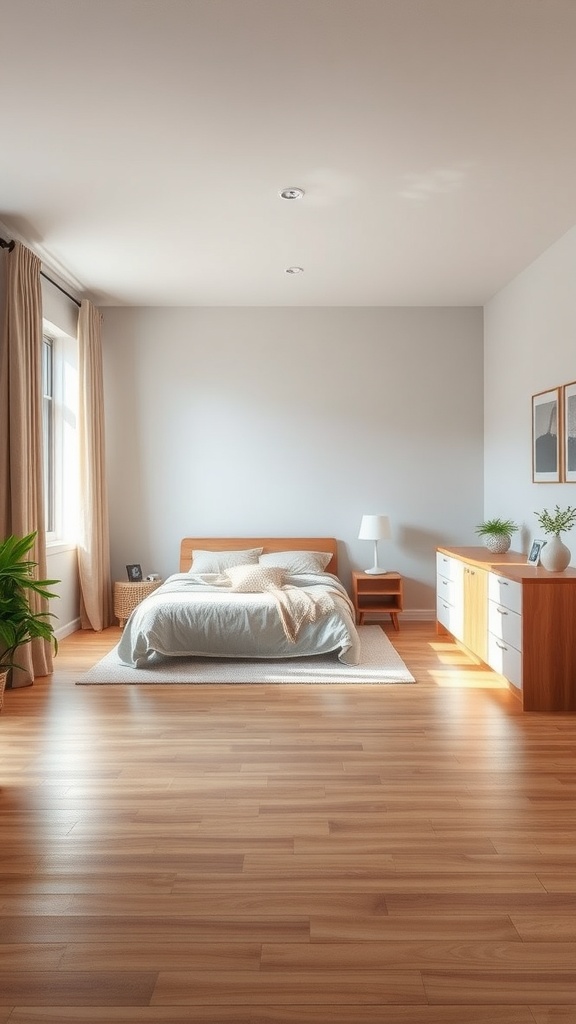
xmin=114 ymin=580 xmax=162 ymax=627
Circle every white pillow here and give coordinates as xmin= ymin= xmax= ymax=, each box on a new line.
xmin=259 ymin=549 xmax=332 ymax=574
xmin=225 ymin=564 xmax=285 ymax=592
xmin=190 ymin=547 xmax=263 ymax=573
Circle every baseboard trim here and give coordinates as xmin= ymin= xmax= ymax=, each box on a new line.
xmin=55 ymin=618 xmax=81 ymax=640
xmin=361 ymin=609 xmax=436 ymax=623
xmin=401 ymin=609 xmax=436 ymax=621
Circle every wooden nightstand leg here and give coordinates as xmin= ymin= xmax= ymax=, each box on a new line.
xmin=390 ymin=612 xmax=399 ymax=631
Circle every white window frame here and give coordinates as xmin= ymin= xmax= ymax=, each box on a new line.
xmin=42 ymin=322 xmax=79 ymax=549
xmin=42 ymin=335 xmax=55 ymax=537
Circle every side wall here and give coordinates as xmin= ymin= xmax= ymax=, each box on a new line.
xmin=484 ymin=225 xmax=576 ymax=562
xmin=102 ymin=305 xmax=484 ymax=612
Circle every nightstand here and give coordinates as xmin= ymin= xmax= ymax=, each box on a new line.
xmin=351 ymin=571 xmax=403 ymax=631
xmin=113 ymin=579 xmax=162 ymax=627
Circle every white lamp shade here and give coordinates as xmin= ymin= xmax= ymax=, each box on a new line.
xmin=358 ymin=514 xmax=391 ymax=541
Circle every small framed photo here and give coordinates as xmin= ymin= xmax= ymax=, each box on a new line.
xmin=563 ymin=380 xmax=576 ymax=483
xmin=126 ymin=563 xmax=143 ymax=582
xmin=527 ymin=540 xmax=545 ymax=566
xmin=532 ymin=387 xmax=561 ymax=482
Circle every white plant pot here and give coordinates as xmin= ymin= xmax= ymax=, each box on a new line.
xmin=540 ymin=534 xmax=571 ymax=572
xmin=484 ymin=534 xmax=512 ymax=554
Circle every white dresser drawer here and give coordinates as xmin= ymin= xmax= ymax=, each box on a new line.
xmin=488 ymin=631 xmax=522 ymax=690
xmin=488 ymin=598 xmax=523 ymax=652
xmin=488 ymin=572 xmax=522 ymax=615
xmin=437 ymin=552 xmax=460 ymax=582
xmin=436 ymin=594 xmax=452 ymax=631
xmin=436 ymin=594 xmax=463 ymax=638
xmin=436 ymin=574 xmax=456 ymax=605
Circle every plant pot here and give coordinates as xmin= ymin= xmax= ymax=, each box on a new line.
xmin=540 ymin=534 xmax=571 ymax=572
xmin=484 ymin=534 xmax=512 ymax=554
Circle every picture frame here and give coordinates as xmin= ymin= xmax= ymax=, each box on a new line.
xmin=527 ymin=540 xmax=545 ymax=566
xmin=532 ymin=387 xmax=561 ymax=483
xmin=563 ymin=380 xmax=576 ymax=483
xmin=126 ymin=563 xmax=143 ymax=582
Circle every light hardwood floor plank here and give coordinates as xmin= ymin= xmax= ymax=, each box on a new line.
xmin=0 ymin=622 xmax=575 ymax=1019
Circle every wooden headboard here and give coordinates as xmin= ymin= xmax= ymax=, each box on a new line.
xmin=180 ymin=537 xmax=338 ymax=577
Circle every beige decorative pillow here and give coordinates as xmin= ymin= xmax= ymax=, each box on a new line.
xmin=225 ymin=564 xmax=285 ymax=592
xmin=190 ymin=547 xmax=263 ymax=573
xmin=259 ymin=550 xmax=332 ymax=574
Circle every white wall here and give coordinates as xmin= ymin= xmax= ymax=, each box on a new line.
xmin=102 ymin=305 xmax=484 ymax=613
xmin=484 ymin=225 xmax=576 ymax=562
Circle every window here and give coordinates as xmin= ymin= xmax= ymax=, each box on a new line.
xmin=42 ymin=336 xmax=55 ymax=534
xmin=41 ymin=324 xmax=79 ymax=546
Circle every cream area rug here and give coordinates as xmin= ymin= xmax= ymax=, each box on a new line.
xmin=77 ymin=626 xmax=415 ymax=686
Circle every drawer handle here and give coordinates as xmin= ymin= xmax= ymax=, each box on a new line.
xmin=442 ymin=580 xmax=448 ymax=586
xmin=496 ymin=607 xmax=508 ymax=615
xmin=497 ymin=578 xmax=509 ymax=585
xmin=495 ymin=641 xmax=508 ymax=651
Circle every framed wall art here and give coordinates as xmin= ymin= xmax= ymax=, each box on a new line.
xmin=563 ymin=380 xmax=576 ymax=483
xmin=532 ymin=387 xmax=561 ymax=483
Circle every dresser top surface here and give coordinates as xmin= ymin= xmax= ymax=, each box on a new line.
xmin=437 ymin=546 xmax=576 ymax=582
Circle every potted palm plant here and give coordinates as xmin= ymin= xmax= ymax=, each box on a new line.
xmin=0 ymin=532 xmax=59 ymax=707
xmin=535 ymin=505 xmax=576 ymax=572
xmin=475 ymin=517 xmax=519 ymax=554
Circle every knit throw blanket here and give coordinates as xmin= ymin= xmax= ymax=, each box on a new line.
xmin=221 ymin=564 xmax=353 ymax=643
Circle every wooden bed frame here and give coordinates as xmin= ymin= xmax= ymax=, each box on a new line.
xmin=180 ymin=537 xmax=339 ymax=577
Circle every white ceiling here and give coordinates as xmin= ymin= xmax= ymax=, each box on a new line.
xmin=1 ymin=0 xmax=576 ymax=307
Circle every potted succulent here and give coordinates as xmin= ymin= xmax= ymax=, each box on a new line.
xmin=475 ymin=517 xmax=519 ymax=554
xmin=0 ymin=532 xmax=59 ymax=706
xmin=534 ymin=505 xmax=576 ymax=572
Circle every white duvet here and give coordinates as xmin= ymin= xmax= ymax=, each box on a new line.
xmin=117 ymin=571 xmax=360 ymax=668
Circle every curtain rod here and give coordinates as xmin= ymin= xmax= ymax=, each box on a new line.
xmin=1 ymin=236 xmax=81 ymax=308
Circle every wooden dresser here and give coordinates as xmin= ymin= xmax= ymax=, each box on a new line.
xmin=436 ymin=546 xmax=576 ymax=712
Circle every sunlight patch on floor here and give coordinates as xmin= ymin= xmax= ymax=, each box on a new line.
xmin=428 ymin=667 xmax=508 ymax=689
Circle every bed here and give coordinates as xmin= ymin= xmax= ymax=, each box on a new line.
xmin=117 ymin=536 xmax=361 ymax=668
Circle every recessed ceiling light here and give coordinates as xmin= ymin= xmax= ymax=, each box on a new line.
xmin=279 ymin=187 xmax=305 ymax=200
xmin=285 ymin=266 xmax=304 ymax=274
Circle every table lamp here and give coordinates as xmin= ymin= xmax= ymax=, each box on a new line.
xmin=358 ymin=514 xmax=391 ymax=575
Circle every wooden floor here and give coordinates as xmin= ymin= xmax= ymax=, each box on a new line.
xmin=1 ymin=622 xmax=576 ymax=1023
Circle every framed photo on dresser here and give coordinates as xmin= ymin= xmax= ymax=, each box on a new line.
xmin=527 ymin=540 xmax=545 ymax=566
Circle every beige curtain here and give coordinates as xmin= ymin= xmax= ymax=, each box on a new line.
xmin=77 ymin=299 xmax=112 ymax=629
xmin=0 ymin=242 xmax=52 ymax=687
